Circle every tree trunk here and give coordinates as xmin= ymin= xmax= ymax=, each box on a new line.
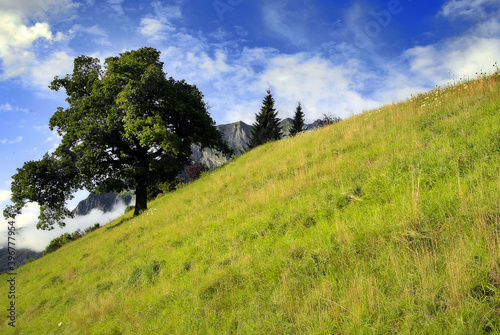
xmin=134 ymin=183 xmax=148 ymax=216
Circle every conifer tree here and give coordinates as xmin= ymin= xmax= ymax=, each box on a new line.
xmin=289 ymin=101 xmax=305 ymax=136
xmin=249 ymin=89 xmax=282 ymax=148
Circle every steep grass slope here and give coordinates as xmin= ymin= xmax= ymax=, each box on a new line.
xmin=2 ymin=74 xmax=500 ymax=334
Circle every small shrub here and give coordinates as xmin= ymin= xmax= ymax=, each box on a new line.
xmin=44 ymin=224 xmax=100 ymax=255
xmin=43 ymin=233 xmax=75 ymax=255
xmin=186 ymin=162 xmax=208 ymax=182
xmin=319 ymin=113 xmax=342 ymax=127
xmin=84 ymin=223 xmax=100 ymax=234
xmin=158 ymin=177 xmax=186 ymax=193
xmin=71 ymin=229 xmax=83 ymax=240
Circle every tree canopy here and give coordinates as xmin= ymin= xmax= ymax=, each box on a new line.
xmin=4 ymin=47 xmax=230 ymax=229
xmin=248 ymin=89 xmax=282 ymax=148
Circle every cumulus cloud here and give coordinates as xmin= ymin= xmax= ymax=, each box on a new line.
xmin=403 ymin=37 xmax=500 ymax=85
xmin=400 ymin=9 xmax=500 ymax=90
xmin=0 ymin=16 xmax=52 ymax=54
xmin=0 ymin=0 xmax=75 ymax=89
xmin=31 ymin=51 xmax=74 ymax=88
xmin=0 ymin=13 xmax=52 ymax=79
xmin=258 ymin=54 xmax=379 ymax=120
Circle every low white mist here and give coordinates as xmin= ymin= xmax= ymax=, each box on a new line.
xmin=0 ymin=199 xmax=132 ymax=252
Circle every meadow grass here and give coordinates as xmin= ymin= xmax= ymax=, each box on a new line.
xmin=1 ymin=73 xmax=500 ymax=334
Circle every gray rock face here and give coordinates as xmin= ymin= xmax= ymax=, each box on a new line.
xmin=72 ymin=191 xmax=134 ymax=216
xmin=217 ymin=121 xmax=253 ymax=155
xmin=191 ymin=121 xmax=253 ymax=169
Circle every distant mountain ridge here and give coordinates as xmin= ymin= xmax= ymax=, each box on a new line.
xmin=0 ymin=248 xmax=42 ymax=272
xmin=72 ymin=191 xmax=134 ymax=217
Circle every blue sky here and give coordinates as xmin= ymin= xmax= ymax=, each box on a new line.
xmin=1 ymin=0 xmax=500 ymax=250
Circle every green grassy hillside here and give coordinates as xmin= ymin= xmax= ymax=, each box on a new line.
xmin=2 ymin=74 xmax=500 ymax=334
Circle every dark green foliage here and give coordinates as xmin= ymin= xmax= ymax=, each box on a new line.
xmin=249 ymin=89 xmax=282 ymax=148
xmin=44 ymin=231 xmax=80 ymax=255
xmin=289 ymin=102 xmax=305 ymax=136
xmin=84 ymin=223 xmax=100 ymax=234
xmin=43 ymin=224 xmax=100 ymax=256
xmin=158 ymin=177 xmax=185 ymax=194
xmin=4 ymin=47 xmax=231 ymax=228
xmin=146 ymin=184 xmax=162 ymax=202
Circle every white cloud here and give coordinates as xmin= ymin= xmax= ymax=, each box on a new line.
xmin=440 ymin=0 xmax=499 ymax=19
xmin=0 ymin=12 xmax=53 ymax=79
xmin=0 ymin=137 xmax=23 ymax=145
xmin=151 ymin=1 xmax=182 ymax=20
xmin=45 ymin=129 xmax=62 ymax=143
xmin=82 ymin=25 xmax=105 ymax=36
xmin=198 ymin=50 xmax=234 ymax=80
xmin=474 ymin=16 xmax=500 ymax=38
xmin=259 ymin=54 xmax=380 ymax=120
xmin=0 ymin=103 xmax=29 ymax=113
xmin=0 ymin=15 xmax=52 ymax=54
xmin=403 ymin=36 xmax=500 ymax=87
xmin=140 ymin=18 xmax=176 ymax=42
xmin=0 ymin=1 xmax=76 ymax=89
xmin=0 ymin=190 xmax=11 ymax=203
xmin=0 ymin=104 xmax=14 ymax=112
xmin=31 ymin=51 xmax=74 ymax=88
xmin=139 ymin=2 xmax=182 ymax=42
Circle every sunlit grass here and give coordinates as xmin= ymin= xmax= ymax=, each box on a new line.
xmin=1 ymin=73 xmax=500 ymax=334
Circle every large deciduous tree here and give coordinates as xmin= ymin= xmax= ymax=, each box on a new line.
xmin=248 ymin=89 xmax=282 ymax=148
xmin=3 ymin=47 xmax=230 ymax=229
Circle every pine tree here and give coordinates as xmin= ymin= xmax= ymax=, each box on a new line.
xmin=249 ymin=89 xmax=282 ymax=148
xmin=289 ymin=101 xmax=305 ymax=136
